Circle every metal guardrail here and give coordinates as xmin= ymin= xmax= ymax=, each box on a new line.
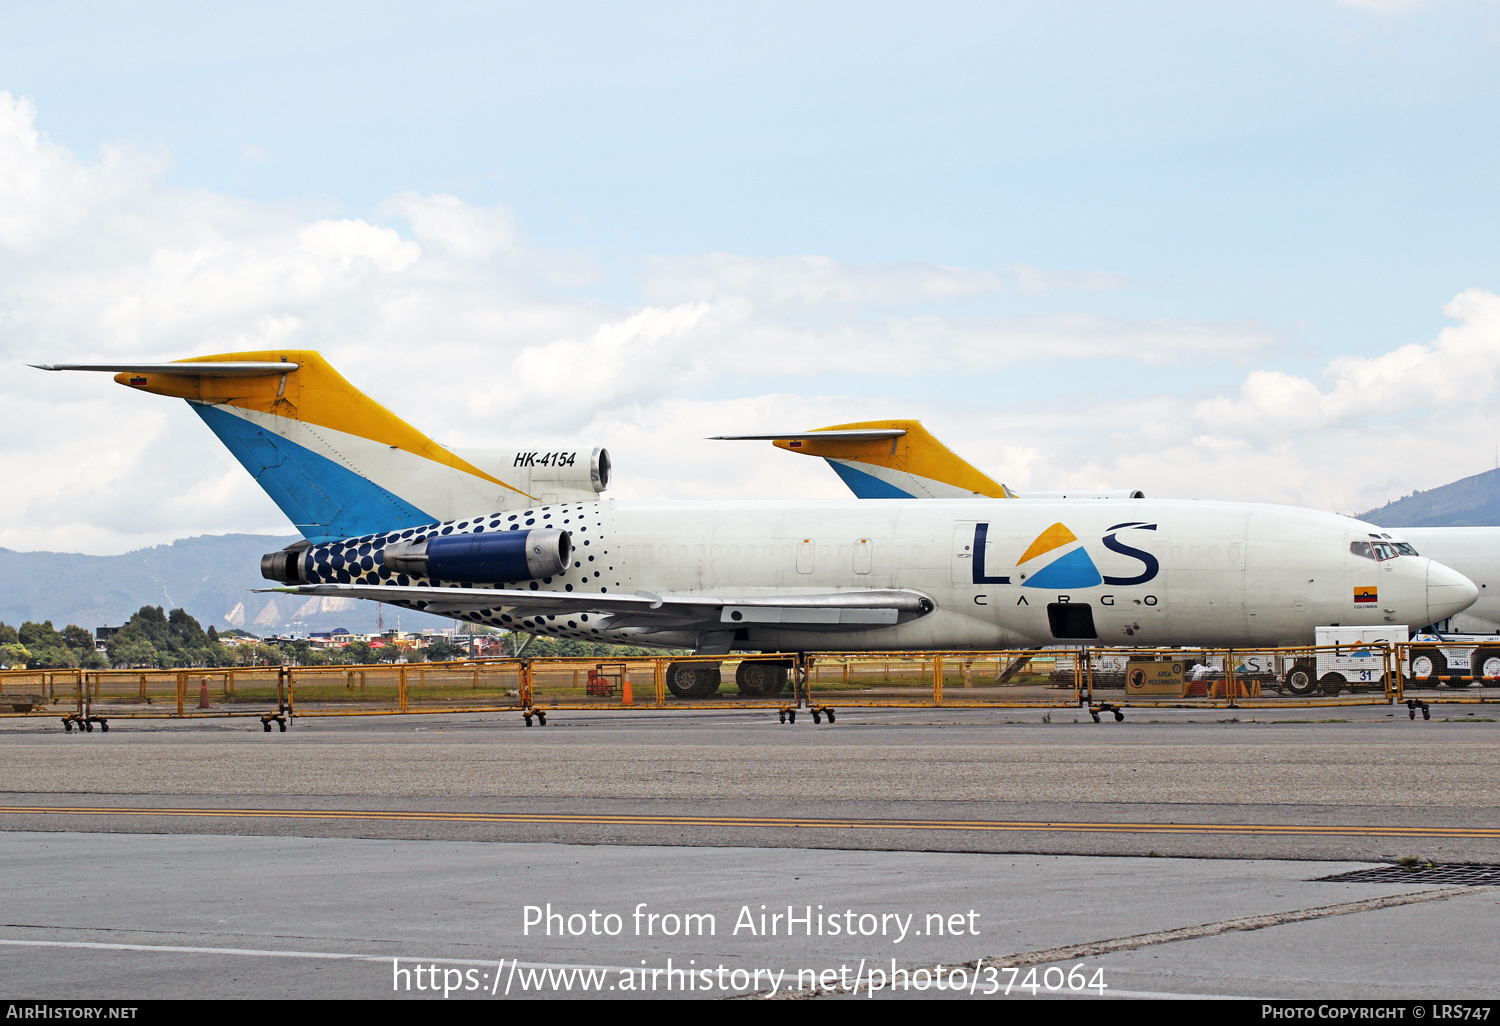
xmin=0 ymin=667 xmax=292 ymax=731
xmin=4 ymin=641 xmax=1478 ymax=728
xmin=1395 ymin=642 xmax=1500 ymax=707
xmin=1078 ymin=644 xmax=1396 ymax=713
xmin=803 ymin=651 xmax=1083 ymax=709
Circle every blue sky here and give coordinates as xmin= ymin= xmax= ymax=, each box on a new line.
xmin=2 ymin=1 xmax=1499 ymax=552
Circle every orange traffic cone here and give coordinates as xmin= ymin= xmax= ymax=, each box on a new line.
xmin=621 ymin=674 xmax=633 ymax=706
xmin=198 ymin=677 xmax=210 ymax=709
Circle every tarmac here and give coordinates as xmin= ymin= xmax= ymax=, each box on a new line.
xmin=1 ymin=704 xmax=1496 ymax=1000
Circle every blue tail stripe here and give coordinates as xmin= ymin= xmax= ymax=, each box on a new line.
xmin=826 ymin=459 xmax=915 ymax=499
xmin=191 ymin=404 xmax=436 ymax=542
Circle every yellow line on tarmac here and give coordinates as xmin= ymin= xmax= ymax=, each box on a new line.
xmin=1 ymin=806 xmax=1497 ymax=839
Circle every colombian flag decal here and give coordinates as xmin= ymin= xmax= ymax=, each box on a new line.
xmin=1354 ymin=586 xmax=1377 ymax=604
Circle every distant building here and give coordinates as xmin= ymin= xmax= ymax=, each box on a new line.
xmin=94 ymin=626 xmax=120 ymax=653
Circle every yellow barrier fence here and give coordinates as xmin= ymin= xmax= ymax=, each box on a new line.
xmin=1080 ymin=643 xmax=1397 ymax=714
xmin=1396 ymin=642 xmax=1500 ymax=706
xmin=803 ymin=650 xmax=1083 ymax=708
xmin=0 ymin=642 xmax=1426 ymax=729
xmin=285 ymin=660 xmax=525 ymax=717
xmin=0 ymin=667 xmax=292 ymax=730
xmin=526 ymin=653 xmax=799 ymax=711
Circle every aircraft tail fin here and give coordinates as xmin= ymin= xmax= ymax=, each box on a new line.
xmin=36 ymin=351 xmax=606 ymax=542
xmin=711 ymin=419 xmax=1014 ymax=499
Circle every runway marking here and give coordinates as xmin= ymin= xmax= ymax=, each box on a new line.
xmin=767 ymin=885 xmax=1494 ymax=1001
xmin=0 ymin=938 xmax=631 ymax=975
xmin=1 ymin=805 xmax=1499 ymax=839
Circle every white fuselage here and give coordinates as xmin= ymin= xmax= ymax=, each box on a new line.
xmin=345 ymin=498 xmax=1477 ymax=651
xmin=1400 ymin=527 xmax=1500 ymax=632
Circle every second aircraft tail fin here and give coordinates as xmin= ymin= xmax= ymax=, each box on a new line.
xmin=711 ymin=419 xmax=1014 ymax=499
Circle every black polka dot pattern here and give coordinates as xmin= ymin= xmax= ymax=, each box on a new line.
xmin=300 ymin=502 xmax=625 ymax=643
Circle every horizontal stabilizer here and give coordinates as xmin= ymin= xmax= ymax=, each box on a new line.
xmin=32 ymin=361 xmax=297 ymax=376
xmin=710 ymin=429 xmax=906 ymax=441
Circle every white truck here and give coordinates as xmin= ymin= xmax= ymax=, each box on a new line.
xmin=1220 ymin=628 xmax=1404 ymax=696
xmin=1304 ymin=626 xmax=1405 ymax=694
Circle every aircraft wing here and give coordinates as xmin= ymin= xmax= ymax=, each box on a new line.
xmin=267 ymin=583 xmax=933 ymax=630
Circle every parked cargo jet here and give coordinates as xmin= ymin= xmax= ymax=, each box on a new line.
xmin=40 ymin=356 xmax=1477 ymax=691
xmin=735 ymin=420 xmax=1497 ymax=635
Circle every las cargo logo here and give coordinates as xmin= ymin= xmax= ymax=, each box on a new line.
xmin=1354 ymin=586 xmax=1378 ymax=604
xmin=972 ymin=521 xmax=1160 ymax=588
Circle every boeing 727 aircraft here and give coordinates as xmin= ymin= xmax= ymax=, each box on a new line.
xmin=40 ymin=355 xmax=1478 ymax=691
xmin=727 ymin=420 xmax=1499 ymax=635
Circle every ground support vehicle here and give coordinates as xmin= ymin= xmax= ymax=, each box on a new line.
xmin=1404 ymin=631 xmax=1500 ymax=690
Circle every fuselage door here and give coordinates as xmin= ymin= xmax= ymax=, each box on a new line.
xmin=797 ymin=538 xmax=815 ymax=575
xmin=952 ymin=524 xmax=976 ymax=586
xmin=854 ymin=538 xmax=873 ymax=575
xmin=952 ymin=522 xmax=1010 ymax=587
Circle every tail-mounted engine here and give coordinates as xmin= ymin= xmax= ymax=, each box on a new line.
xmin=261 ymin=528 xmax=572 ymax=585
xmin=382 ymin=529 xmax=571 ymax=582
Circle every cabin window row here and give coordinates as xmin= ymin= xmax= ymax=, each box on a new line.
xmin=619 ymin=540 xmax=924 ymax=572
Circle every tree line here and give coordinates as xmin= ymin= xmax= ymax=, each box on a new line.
xmin=0 ymin=606 xmax=679 ymax=669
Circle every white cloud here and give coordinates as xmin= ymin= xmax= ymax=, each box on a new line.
xmin=1194 ymin=288 xmax=1500 ymax=437
xmin=2 ymin=90 xmax=1494 ymax=553
xmin=1008 ymin=265 xmax=1132 ymax=297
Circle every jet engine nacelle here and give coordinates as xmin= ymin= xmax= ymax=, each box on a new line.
xmin=261 ymin=528 xmax=572 ymax=585
xmin=448 ymin=446 xmax=611 ymax=504
xmin=383 ymin=529 xmax=571 ymax=582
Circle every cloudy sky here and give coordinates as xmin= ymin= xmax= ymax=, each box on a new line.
xmin=2 ymin=0 xmax=1499 ymax=554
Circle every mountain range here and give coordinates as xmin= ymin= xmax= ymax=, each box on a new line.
xmin=0 ymin=534 xmax=445 ymax=635
xmin=1354 ymin=467 xmax=1500 ymax=528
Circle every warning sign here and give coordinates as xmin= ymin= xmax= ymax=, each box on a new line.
xmin=1124 ymin=660 xmax=1185 ymax=696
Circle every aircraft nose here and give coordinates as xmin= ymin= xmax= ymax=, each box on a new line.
xmin=1427 ymin=559 xmax=1479 ymax=625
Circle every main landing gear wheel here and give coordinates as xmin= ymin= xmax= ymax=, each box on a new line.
xmin=1409 ymin=650 xmax=1445 ymax=685
xmin=1472 ymin=648 xmax=1500 ymax=686
xmin=735 ymin=661 xmax=789 ymax=697
xmin=1285 ymin=663 xmax=1317 ymax=696
xmin=666 ymin=661 xmax=722 ymax=699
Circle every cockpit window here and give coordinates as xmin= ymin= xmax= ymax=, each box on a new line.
xmin=1393 ymin=542 xmax=1419 ymax=556
xmin=1351 ymin=540 xmax=1400 ymax=561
